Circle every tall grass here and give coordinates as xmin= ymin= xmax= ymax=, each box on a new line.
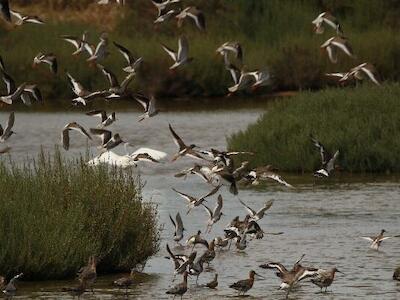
xmin=227 ymin=83 xmax=400 ymax=173
xmin=1 ymin=0 xmax=399 ymax=102
xmin=0 ymin=149 xmax=159 ymax=280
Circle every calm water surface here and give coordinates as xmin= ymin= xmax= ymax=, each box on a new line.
xmin=0 ymin=109 xmax=399 ymax=299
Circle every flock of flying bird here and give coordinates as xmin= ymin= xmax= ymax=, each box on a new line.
xmin=0 ymin=0 xmax=397 ymax=299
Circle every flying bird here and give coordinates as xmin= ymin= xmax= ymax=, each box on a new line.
xmin=169 ymin=124 xmax=204 ymax=161
xmin=86 ymin=110 xmax=116 ymax=127
xmin=161 ymin=36 xmax=192 ymax=70
xmin=134 ymin=93 xmax=159 ymax=122
xmin=61 ymin=122 xmax=92 ymax=150
xmin=10 ymin=10 xmax=45 ymax=25
xmin=176 ymin=6 xmax=206 ymax=30
xmin=113 ymin=41 xmax=143 ymax=73
xmin=66 ymin=72 xmax=105 ymax=106
xmin=33 ymin=53 xmax=57 ymax=74
xmin=321 ymin=36 xmax=354 ymax=63
xmin=310 ymin=135 xmax=339 ymax=177
xmin=169 ymin=212 xmax=185 ymax=243
xmin=90 ymin=128 xmax=127 ymax=152
xmin=360 ymin=229 xmax=399 ymax=250
xmin=202 ymin=194 xmax=224 ymax=233
xmin=312 ymin=12 xmax=343 ymax=35
xmin=216 ymin=41 xmax=243 ymax=63
xmin=238 ymin=199 xmax=274 ymax=221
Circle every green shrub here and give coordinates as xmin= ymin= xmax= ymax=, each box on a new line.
xmin=0 ymin=149 xmax=159 ymax=280
xmin=227 ymin=83 xmax=400 ymax=173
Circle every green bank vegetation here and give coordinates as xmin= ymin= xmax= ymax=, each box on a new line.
xmin=228 ymin=83 xmax=400 ymax=173
xmin=0 ymin=149 xmax=159 ymax=280
xmin=0 ymin=0 xmax=399 ymax=102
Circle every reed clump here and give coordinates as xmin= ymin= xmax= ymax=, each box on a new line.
xmin=0 ymin=149 xmax=159 ymax=280
xmin=227 ymin=83 xmax=400 ymax=173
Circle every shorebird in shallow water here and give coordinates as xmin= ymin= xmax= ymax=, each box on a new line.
xmin=33 ymin=53 xmax=57 ymax=74
xmin=310 ymin=267 xmax=343 ymax=292
xmin=66 ymin=72 xmax=105 ymax=106
xmin=320 ymin=36 xmax=354 ymax=63
xmin=360 ymin=229 xmax=399 ymax=250
xmin=113 ymin=41 xmax=143 ymax=73
xmin=10 ymin=10 xmax=45 ymax=25
xmin=312 ymin=12 xmax=343 ymax=35
xmin=77 ymin=256 xmax=97 ymax=294
xmin=311 ymin=135 xmax=339 ymax=177
xmin=161 ymin=36 xmax=193 ymax=70
xmin=170 ymin=212 xmax=185 ymax=243
xmin=134 ymin=93 xmax=159 ymax=122
xmin=340 ymin=62 xmax=381 ymax=86
xmin=229 ymin=270 xmax=264 ymax=296
xmin=86 ymin=110 xmax=116 ymax=128
xmin=393 ymin=266 xmax=400 ymax=281
xmin=166 ymin=271 xmax=188 ymax=299
xmin=202 ymin=194 xmax=223 ymax=233
xmin=113 ymin=269 xmax=136 ymax=294
xmin=61 ymin=122 xmax=92 ymax=151
xmin=206 ymin=273 xmax=218 ymax=289
xmin=173 ymin=185 xmax=220 ymax=214
xmin=238 ymin=199 xmax=274 ymax=221
xmin=176 ymin=6 xmax=206 ymax=30
xmin=0 ymin=0 xmax=11 ymax=22
xmin=169 ymin=124 xmax=204 ymax=161
xmin=0 ymin=112 xmax=15 ymax=142
xmin=2 ymin=273 xmax=23 ymax=298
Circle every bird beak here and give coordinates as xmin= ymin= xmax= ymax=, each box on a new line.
xmin=255 ymin=272 xmax=265 ymax=279
xmin=337 ymin=270 xmax=345 ymax=275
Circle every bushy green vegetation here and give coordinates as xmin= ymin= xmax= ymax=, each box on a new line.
xmin=1 ymin=0 xmax=399 ymax=102
xmin=227 ymin=83 xmax=400 ymax=173
xmin=0 ymin=149 xmax=159 ymax=280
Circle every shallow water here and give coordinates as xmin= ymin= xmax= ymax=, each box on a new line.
xmin=1 ymin=109 xmax=400 ymax=299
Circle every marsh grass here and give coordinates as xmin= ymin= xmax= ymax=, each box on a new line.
xmin=0 ymin=0 xmax=399 ymax=102
xmin=0 ymin=148 xmax=159 ymax=280
xmin=227 ymin=83 xmax=400 ymax=173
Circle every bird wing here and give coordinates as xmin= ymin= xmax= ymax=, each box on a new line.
xmin=134 ymin=93 xmax=150 ymax=112
xmin=99 ymin=65 xmax=119 ymax=88
xmin=256 ymin=199 xmax=274 ymax=216
xmin=361 ymin=65 xmax=380 ymax=85
xmin=113 ymin=41 xmax=134 ymax=65
xmin=1 ymin=71 xmax=16 ymax=95
xmin=263 ymin=172 xmax=293 ymax=188
xmin=0 ymin=0 xmax=11 ymax=22
xmin=331 ymin=38 xmax=353 ymax=57
xmin=177 ymin=36 xmax=189 ymax=62
xmin=172 ymin=188 xmax=196 ymax=203
xmin=24 ymin=85 xmax=42 ymax=102
xmin=161 ymin=43 xmax=177 ymax=61
xmin=66 ymin=72 xmax=85 ymax=96
xmin=4 ymin=111 xmax=14 ymax=135
xmin=61 ymin=128 xmax=70 ymax=150
xmin=60 ymin=35 xmax=81 ymax=50
xmin=187 ymin=8 xmax=205 ymax=30
xmin=169 ymin=214 xmax=177 ymax=230
xmin=68 ymin=123 xmax=92 ymax=140
xmin=213 ymin=194 xmax=223 ymax=216
xmin=169 ymin=124 xmax=187 ymax=151
xmin=89 ymin=128 xmax=112 ymax=145
xmin=86 ymin=110 xmax=107 ymax=122
xmin=202 ymin=203 xmax=213 ymax=218
xmin=176 ymin=212 xmax=184 ymax=233
xmin=326 ymin=150 xmax=339 ymax=172
xmin=360 ymin=236 xmax=374 ymax=242
xmin=325 ymin=45 xmax=338 ymax=63
xmin=260 ymin=262 xmax=288 ymax=274
xmin=201 ymin=185 xmax=221 ymax=200
xmin=310 ymin=134 xmax=328 ymax=164
xmin=238 ymin=198 xmax=256 ymax=216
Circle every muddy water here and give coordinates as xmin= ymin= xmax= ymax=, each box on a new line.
xmin=0 ymin=109 xmax=399 ymax=299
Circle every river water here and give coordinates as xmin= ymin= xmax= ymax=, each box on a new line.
xmin=0 ymin=109 xmax=399 ymax=299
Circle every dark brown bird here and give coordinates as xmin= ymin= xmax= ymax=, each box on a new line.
xmin=205 ymin=273 xmax=218 ymax=289
xmin=393 ymin=266 xmax=400 ymax=281
xmin=166 ymin=271 xmax=188 ymax=299
xmin=77 ymin=256 xmax=97 ymax=294
xmin=229 ymin=270 xmax=263 ymax=296
xmin=113 ymin=269 xmax=135 ymax=294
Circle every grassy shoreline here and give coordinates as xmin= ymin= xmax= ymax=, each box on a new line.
xmin=0 ymin=149 xmax=160 ymax=280
xmin=227 ymin=83 xmax=400 ymax=173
